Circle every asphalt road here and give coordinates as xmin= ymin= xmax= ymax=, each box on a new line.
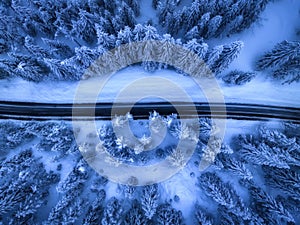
xmin=0 ymin=101 xmax=299 ymax=122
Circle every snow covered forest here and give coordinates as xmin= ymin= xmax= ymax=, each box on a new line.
xmin=0 ymin=0 xmax=299 ymax=84
xmin=0 ymin=118 xmax=300 ymax=224
xmin=0 ymin=0 xmax=300 ymax=224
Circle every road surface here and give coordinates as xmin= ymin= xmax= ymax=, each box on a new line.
xmin=0 ymin=101 xmax=299 ymax=122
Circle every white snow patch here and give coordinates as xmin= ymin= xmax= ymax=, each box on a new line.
xmin=160 ymin=165 xmax=198 ymax=220
xmin=0 ymin=65 xmax=299 ymax=107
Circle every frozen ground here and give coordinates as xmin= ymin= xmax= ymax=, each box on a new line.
xmin=0 ymin=65 xmax=299 ymax=107
xmin=0 ymin=0 xmax=299 ymax=107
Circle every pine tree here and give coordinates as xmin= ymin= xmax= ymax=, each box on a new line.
xmin=259 ymin=128 xmax=299 ymax=151
xmin=132 ymin=24 xmax=146 ymax=42
xmin=24 ymin=36 xmax=50 ymax=58
xmin=83 ymin=189 xmax=106 ymax=225
xmin=54 ymin=6 xmax=78 ymax=41
xmin=90 ymin=175 xmax=108 ymax=193
xmin=152 ymin=0 xmax=159 ymax=9
xmin=184 ymin=39 xmax=208 ymax=59
xmin=0 ymin=148 xmax=33 ymax=177
xmin=103 ymin=0 xmax=117 ymax=13
xmin=42 ymin=38 xmax=75 ymax=59
xmin=116 ymin=2 xmax=136 ymax=29
xmin=250 ymin=186 xmax=295 ymax=223
xmin=211 ymin=41 xmax=243 ymax=74
xmin=116 ymin=26 xmax=133 ymax=46
xmin=197 ymin=172 xmax=251 ymax=219
xmin=30 ymin=121 xmax=77 ymax=158
xmin=61 ymin=198 xmax=87 ymax=224
xmin=34 ymin=3 xmax=59 ymax=37
xmin=56 ymin=159 xmax=89 ymax=193
xmin=43 ymin=58 xmax=81 ymax=80
xmin=257 ymin=40 xmax=300 ymax=70
xmin=194 ymin=204 xmax=214 ymax=225
xmin=158 ymin=0 xmax=176 ymax=25
xmin=72 ymin=9 xmax=97 ymax=44
xmin=205 ymin=15 xmax=222 ymax=39
xmin=0 ymin=121 xmax=34 ymax=151
xmin=198 ymin=172 xmax=238 ymax=209
xmin=241 ymin=0 xmax=270 ymax=31
xmin=237 ymin=134 xmax=299 ymax=169
xmin=205 ymin=45 xmax=223 ymax=68
xmin=143 ymin=25 xmax=160 ymax=41
xmin=222 ymin=70 xmax=256 ymax=85
xmin=119 ymin=184 xmax=136 ymax=199
xmin=47 ymin=186 xmax=84 ymax=224
xmin=224 ymin=15 xmax=244 ymax=36
xmin=88 ymin=0 xmax=105 ymax=13
xmin=198 ymin=117 xmax=214 ymax=140
xmin=0 ymin=149 xmax=59 ymax=224
xmin=141 ymin=61 xmax=156 ymax=72
xmin=95 ymin=24 xmax=116 ymax=49
xmin=0 ymin=67 xmax=9 ymax=79
xmin=11 ymin=3 xmax=39 ymax=37
xmin=218 ymin=206 xmax=249 ymax=225
xmin=156 ymin=203 xmax=183 ymax=225
xmin=197 ymin=12 xmax=211 ymax=38
xmin=74 ymin=46 xmax=103 ymax=69
xmin=166 ymin=11 xmax=183 ymax=35
xmin=161 ymin=0 xmax=272 ymax=38
xmin=263 ymin=167 xmax=300 ymax=202
xmin=216 ymin=153 xmax=253 ymax=181
xmin=102 ymin=197 xmax=123 ymax=225
xmin=9 ymin=53 xmax=50 ymax=82
xmin=185 ymin=26 xmax=201 ymax=40
xmin=284 ymin=122 xmax=300 ymax=139
xmin=0 ymin=14 xmax=24 ymax=50
xmin=125 ymin=0 xmax=140 ymax=17
xmin=0 ymin=58 xmax=17 ymax=79
xmin=103 ymin=10 xmax=118 ymax=34
xmin=156 ymin=34 xmax=178 ymax=67
xmin=98 ymin=124 xmax=136 ymax=163
xmin=182 ymin=0 xmax=202 ymax=33
xmin=273 ymin=60 xmax=300 ymax=84
xmin=275 ymin=195 xmax=300 ymax=220
xmin=0 ymin=0 xmax=11 ymax=7
xmin=140 ymin=25 xmax=161 ymax=72
xmin=0 ymin=38 xmax=9 ymax=54
xmin=257 ymin=40 xmax=300 ymax=84
xmin=141 ymin=184 xmax=159 ymax=219
xmin=124 ymin=201 xmax=149 ymax=225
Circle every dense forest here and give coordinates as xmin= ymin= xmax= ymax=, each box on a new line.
xmin=0 ymin=0 xmax=299 ymax=83
xmin=0 ymin=117 xmax=299 ymax=224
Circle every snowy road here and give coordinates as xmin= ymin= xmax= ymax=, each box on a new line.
xmin=0 ymin=101 xmax=299 ymax=122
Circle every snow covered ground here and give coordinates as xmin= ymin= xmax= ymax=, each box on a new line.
xmin=0 ymin=0 xmax=299 ymax=107
xmin=0 ymin=65 xmax=299 ymax=107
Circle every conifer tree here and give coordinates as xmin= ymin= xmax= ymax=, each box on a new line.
xmin=72 ymin=9 xmax=97 ymax=44
xmin=250 ymin=186 xmax=295 ymax=223
xmin=156 ymin=203 xmax=183 ymax=225
xmin=222 ymin=70 xmax=256 ymax=85
xmin=257 ymin=40 xmax=300 ymax=70
xmin=141 ymin=184 xmax=159 ymax=219
xmin=211 ymin=41 xmax=243 ymax=74
xmin=102 ymin=197 xmax=123 ymax=225
xmin=42 ymin=38 xmax=75 ymax=59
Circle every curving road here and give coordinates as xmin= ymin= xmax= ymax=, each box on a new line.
xmin=0 ymin=101 xmax=299 ymax=123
